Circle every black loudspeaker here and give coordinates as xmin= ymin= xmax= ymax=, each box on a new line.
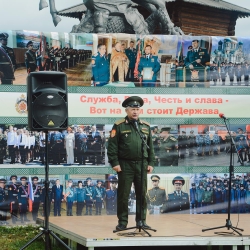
xmin=27 ymin=72 xmax=68 ymax=131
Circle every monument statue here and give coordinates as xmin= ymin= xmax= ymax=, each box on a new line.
xmin=39 ymin=0 xmax=184 ymax=35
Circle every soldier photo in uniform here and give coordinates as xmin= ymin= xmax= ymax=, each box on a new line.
xmin=125 ymin=41 xmax=137 ymax=82
xmin=18 ymin=176 xmax=30 ymax=223
xmin=178 ymin=38 xmax=210 ymax=87
xmin=92 ymin=44 xmax=110 ymax=86
xmin=159 ymin=127 xmax=178 ymax=166
xmin=162 ymin=176 xmax=190 ymax=213
xmin=76 ymin=181 xmax=85 ymax=216
xmin=146 ymin=175 xmax=167 ymax=214
xmin=105 ymin=175 xmax=118 ymax=216
xmin=84 ymin=177 xmax=95 ymax=215
xmin=0 ymin=178 xmax=8 ymax=225
xmin=94 ymin=179 xmax=105 ymax=215
xmin=64 ymin=179 xmax=76 ymax=216
xmin=138 ymin=45 xmax=161 ymax=87
xmin=31 ymin=176 xmax=41 ymax=221
xmin=25 ymin=41 xmax=37 ymax=73
xmin=0 ymin=32 xmax=16 ymax=84
xmin=8 ymin=175 xmax=19 ymax=224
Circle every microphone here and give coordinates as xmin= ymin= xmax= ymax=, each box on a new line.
xmin=132 ymin=119 xmax=139 ymax=131
xmin=219 ymin=113 xmax=228 ymax=120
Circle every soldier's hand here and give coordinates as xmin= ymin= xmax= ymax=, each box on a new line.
xmin=52 ymin=199 xmax=54 ymax=202
xmin=141 ymin=70 xmax=144 ymax=76
xmin=196 ymin=59 xmax=201 ymax=63
xmin=0 ymin=71 xmax=4 ymax=79
xmin=147 ymin=165 xmax=153 ymax=173
xmin=189 ymin=64 xmax=194 ymax=70
xmin=112 ymin=165 xmax=121 ymax=172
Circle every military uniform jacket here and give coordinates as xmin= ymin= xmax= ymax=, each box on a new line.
xmin=33 ymin=185 xmax=42 ymax=203
xmin=85 ymin=185 xmax=94 ymax=201
xmin=138 ymin=54 xmax=161 ymax=82
xmin=105 ymin=188 xmax=117 ymax=212
xmin=107 ymin=116 xmax=155 ymax=167
xmin=0 ymin=45 xmax=15 ymax=80
xmin=203 ymin=190 xmax=213 ymax=202
xmin=0 ymin=187 xmax=6 ymax=202
xmin=95 ymin=186 xmax=105 ymax=202
xmin=159 ymin=136 xmax=177 ymax=158
xmin=76 ymin=187 xmax=85 ymax=202
xmin=146 ymin=186 xmax=167 ymax=209
xmin=65 ymin=187 xmax=75 ymax=202
xmin=184 ymin=47 xmax=209 ymax=68
xmin=125 ymin=48 xmax=137 ymax=68
xmin=92 ymin=52 xmax=110 ymax=82
xmin=8 ymin=183 xmax=19 ymax=201
xmin=163 ymin=191 xmax=189 ymax=212
xmin=18 ymin=185 xmax=29 ymax=204
xmin=25 ymin=50 xmax=37 ymax=71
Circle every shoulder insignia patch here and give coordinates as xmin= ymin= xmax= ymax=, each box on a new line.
xmin=140 ymin=119 xmax=150 ymax=126
xmin=115 ymin=118 xmax=125 ymax=125
xmin=159 ymin=187 xmax=165 ymax=190
xmin=110 ymin=129 xmax=116 ymax=138
xmin=170 ymin=136 xmax=177 ymax=142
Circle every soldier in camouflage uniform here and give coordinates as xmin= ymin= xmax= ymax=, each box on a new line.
xmin=159 ymin=127 xmax=178 ymax=166
xmin=204 ymin=131 xmax=211 ymax=156
xmin=146 ymin=175 xmax=166 ymax=214
xmin=107 ymin=96 xmax=154 ymax=231
xmin=196 ymin=132 xmax=204 ymax=156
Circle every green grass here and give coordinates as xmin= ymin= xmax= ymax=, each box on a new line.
xmin=0 ymin=225 xmax=66 ymax=250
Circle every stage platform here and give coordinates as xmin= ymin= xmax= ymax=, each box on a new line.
xmin=37 ymin=214 xmax=250 ymax=250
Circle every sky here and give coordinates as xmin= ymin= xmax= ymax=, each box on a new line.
xmin=0 ymin=0 xmax=250 ymax=36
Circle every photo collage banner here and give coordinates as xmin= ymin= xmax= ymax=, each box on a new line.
xmin=0 ymin=173 xmax=249 ymax=226
xmin=0 ymin=123 xmax=249 ymax=167
xmin=0 ymin=30 xmax=250 ymax=87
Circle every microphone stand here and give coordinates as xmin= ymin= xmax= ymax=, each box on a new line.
xmin=202 ymin=117 xmax=244 ymax=236
xmin=113 ymin=120 xmax=156 ymax=236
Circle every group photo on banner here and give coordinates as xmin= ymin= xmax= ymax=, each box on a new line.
xmin=1 ymin=173 xmax=250 ymax=226
xmin=0 ymin=122 xmax=250 ymax=167
xmin=1 ymin=30 xmax=250 ymax=87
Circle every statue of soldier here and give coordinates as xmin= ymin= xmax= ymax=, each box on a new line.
xmin=0 ymin=33 xmax=16 ymax=84
xmin=158 ymin=127 xmax=178 ymax=166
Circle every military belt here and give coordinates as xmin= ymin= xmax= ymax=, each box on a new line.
xmin=0 ymin=62 xmax=11 ymax=64
xmin=29 ymin=61 xmax=36 ymax=63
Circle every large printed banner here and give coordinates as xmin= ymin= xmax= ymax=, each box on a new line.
xmin=4 ymin=92 xmax=250 ymax=118
xmin=1 ymin=30 xmax=250 ymax=88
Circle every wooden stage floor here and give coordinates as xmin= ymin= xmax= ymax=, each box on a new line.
xmin=37 ymin=214 xmax=250 ymax=250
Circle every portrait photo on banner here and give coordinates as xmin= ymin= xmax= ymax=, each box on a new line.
xmin=176 ymin=36 xmax=211 ymax=88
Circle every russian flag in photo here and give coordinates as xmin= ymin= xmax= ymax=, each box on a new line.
xmin=28 ymin=176 xmax=34 ymax=212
